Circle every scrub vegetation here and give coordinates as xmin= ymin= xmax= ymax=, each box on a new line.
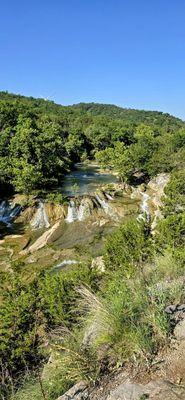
xmin=0 ymin=92 xmax=184 ymax=400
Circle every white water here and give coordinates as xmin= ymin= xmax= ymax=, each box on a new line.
xmin=138 ymin=192 xmax=150 ymax=220
xmin=65 ymin=200 xmax=79 ymax=223
xmin=78 ymin=198 xmax=92 ymax=221
xmin=52 ymin=259 xmax=78 ymax=272
xmin=66 ymin=198 xmax=92 ymax=223
xmin=65 ymin=193 xmax=118 ymax=224
xmin=0 ymin=201 xmax=22 ymax=227
xmin=95 ymin=194 xmax=117 ymax=219
xmin=31 ymin=201 xmax=50 ymax=229
xmin=78 ymin=202 xmax=87 ymax=221
xmin=105 ymin=192 xmax=114 ymax=201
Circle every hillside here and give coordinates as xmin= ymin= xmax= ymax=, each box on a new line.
xmin=70 ymin=101 xmax=184 ymax=129
xmin=0 ymin=91 xmax=185 ymax=400
xmin=0 ymin=91 xmax=184 ymax=195
xmin=0 ymin=91 xmax=184 ymax=129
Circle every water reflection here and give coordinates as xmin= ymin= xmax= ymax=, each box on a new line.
xmin=61 ymin=163 xmax=118 ymax=196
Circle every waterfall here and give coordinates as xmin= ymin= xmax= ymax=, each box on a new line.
xmin=78 ymin=202 xmax=87 ymax=221
xmin=105 ymin=192 xmax=114 ymax=201
xmin=31 ymin=201 xmax=50 ymax=229
xmin=0 ymin=201 xmax=22 ymax=227
xmin=52 ymin=259 xmax=78 ymax=272
xmin=138 ymin=192 xmax=150 ymax=220
xmin=95 ymin=194 xmax=117 ymax=219
xmin=9 ymin=205 xmax=22 ymax=219
xmin=66 ymin=194 xmax=117 ymax=224
xmin=65 ymin=200 xmax=78 ymax=223
xmin=78 ymin=198 xmax=91 ymax=221
xmin=66 ymin=198 xmax=92 ymax=223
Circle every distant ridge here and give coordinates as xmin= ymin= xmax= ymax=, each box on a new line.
xmin=0 ymin=91 xmax=184 ymax=129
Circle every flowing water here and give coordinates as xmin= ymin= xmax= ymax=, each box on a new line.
xmin=65 ymin=200 xmax=79 ymax=223
xmin=31 ymin=201 xmax=50 ymax=229
xmin=0 ymin=201 xmax=22 ymax=227
xmin=65 ymin=198 xmax=93 ymax=223
xmin=95 ymin=194 xmax=118 ymax=219
xmin=51 ymin=259 xmax=79 ymax=272
xmin=138 ymin=192 xmax=150 ymax=220
xmin=61 ymin=163 xmax=118 ymax=197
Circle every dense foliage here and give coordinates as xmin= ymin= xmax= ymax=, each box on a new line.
xmin=0 ymin=91 xmax=185 ymax=400
xmin=0 ymin=168 xmax=184 ymax=399
xmin=0 ymin=265 xmax=98 ymax=399
xmin=0 ymin=91 xmax=184 ymax=193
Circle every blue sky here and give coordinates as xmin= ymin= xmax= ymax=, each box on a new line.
xmin=1 ymin=0 xmax=185 ymax=119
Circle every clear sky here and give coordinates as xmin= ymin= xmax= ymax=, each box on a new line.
xmin=1 ymin=0 xmax=185 ymax=119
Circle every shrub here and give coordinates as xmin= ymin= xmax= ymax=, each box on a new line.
xmin=104 ymin=218 xmax=153 ymax=273
xmin=0 ymin=264 xmax=98 ymax=398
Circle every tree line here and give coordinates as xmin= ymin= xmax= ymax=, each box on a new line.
xmin=0 ymin=91 xmax=184 ymax=194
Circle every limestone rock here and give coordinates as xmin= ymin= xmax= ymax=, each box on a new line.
xmin=57 ymin=381 xmax=88 ymax=400
xmin=26 ymin=220 xmax=62 ymax=253
xmin=148 ymin=173 xmax=170 ymax=230
xmin=106 ymin=379 xmax=185 ymax=400
xmin=106 ymin=380 xmax=147 ymax=400
xmin=45 ymin=202 xmax=66 ymax=223
xmin=174 ymin=319 xmax=185 ymax=340
xmin=165 ymin=303 xmax=185 ymax=326
xmin=91 ymin=256 xmax=105 ymax=272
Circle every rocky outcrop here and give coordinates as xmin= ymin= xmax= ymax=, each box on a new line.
xmin=30 ymin=201 xmax=66 ymax=229
xmin=56 ymin=378 xmax=185 ymax=400
xmin=148 ymin=173 xmax=170 ymax=230
xmin=104 ymin=379 xmax=185 ymax=400
xmin=148 ymin=173 xmax=170 ymax=205
xmin=57 ymin=381 xmax=88 ymax=400
xmin=174 ymin=319 xmax=185 ymax=340
xmin=91 ymin=256 xmax=105 ymax=272
xmin=25 ymin=220 xmax=62 ymax=253
xmin=55 ymin=306 xmax=185 ymax=400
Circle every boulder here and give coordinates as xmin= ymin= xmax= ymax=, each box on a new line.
xmin=174 ymin=319 xmax=185 ymax=340
xmin=165 ymin=303 xmax=185 ymax=323
xmin=106 ymin=379 xmax=185 ymax=400
xmin=106 ymin=380 xmax=147 ymax=400
xmin=57 ymin=381 xmax=88 ymax=400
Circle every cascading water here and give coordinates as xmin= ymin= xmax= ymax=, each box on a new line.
xmin=9 ymin=205 xmax=22 ymax=219
xmin=66 ymin=198 xmax=92 ymax=223
xmin=105 ymin=192 xmax=114 ymax=201
xmin=95 ymin=194 xmax=117 ymax=219
xmin=52 ymin=259 xmax=78 ymax=272
xmin=65 ymin=200 xmax=78 ymax=223
xmin=138 ymin=191 xmax=150 ymax=220
xmin=78 ymin=202 xmax=87 ymax=221
xmin=0 ymin=200 xmax=22 ymax=227
xmin=65 ymin=193 xmax=118 ymax=224
xmin=78 ymin=198 xmax=91 ymax=221
xmin=31 ymin=201 xmax=50 ymax=229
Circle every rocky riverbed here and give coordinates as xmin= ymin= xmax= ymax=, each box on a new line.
xmin=0 ymin=173 xmax=169 ymax=277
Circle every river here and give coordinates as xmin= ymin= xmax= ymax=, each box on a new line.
xmin=60 ymin=163 xmax=118 ymax=197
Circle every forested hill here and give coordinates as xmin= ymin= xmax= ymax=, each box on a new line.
xmin=0 ymin=91 xmax=184 ymax=129
xmin=0 ymin=90 xmax=184 ymax=194
xmin=70 ymin=102 xmax=184 ymax=129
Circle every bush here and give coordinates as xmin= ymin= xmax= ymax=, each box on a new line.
xmin=104 ymin=218 xmax=153 ymax=273
xmin=0 ymin=264 xmax=98 ymax=398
